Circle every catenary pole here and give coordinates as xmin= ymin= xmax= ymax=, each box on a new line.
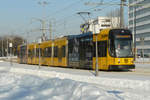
xmin=120 ymin=0 xmax=126 ymax=28
xmin=95 ymin=35 xmax=99 ymax=76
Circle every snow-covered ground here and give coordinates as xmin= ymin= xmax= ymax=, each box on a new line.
xmin=0 ymin=61 xmax=150 ymax=100
xmin=136 ymin=58 xmax=150 ymax=63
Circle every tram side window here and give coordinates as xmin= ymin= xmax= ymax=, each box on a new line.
xmin=17 ymin=50 xmax=20 ymax=57
xmin=28 ymin=50 xmax=31 ymax=57
xmin=39 ymin=48 xmax=42 ymax=56
xmin=23 ymin=48 xmax=26 ymax=57
xmin=47 ymin=47 xmax=51 ymax=57
xmin=68 ymin=39 xmax=73 ymax=53
xmin=93 ymin=42 xmax=96 ymax=57
xmin=20 ymin=47 xmax=26 ymax=58
xmin=20 ymin=51 xmax=23 ymax=58
xmin=34 ymin=49 xmax=37 ymax=57
xmin=32 ymin=50 xmax=34 ymax=57
xmin=44 ymin=47 xmax=51 ymax=57
xmin=36 ymin=48 xmax=39 ymax=57
xmin=54 ymin=46 xmax=58 ymax=57
xmin=62 ymin=46 xmax=66 ymax=57
xmin=98 ymin=41 xmax=107 ymax=57
xmin=35 ymin=48 xmax=42 ymax=57
xmin=109 ymin=39 xmax=115 ymax=56
xmin=44 ymin=48 xmax=48 ymax=57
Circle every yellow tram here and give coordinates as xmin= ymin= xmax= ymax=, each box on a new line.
xmin=93 ymin=29 xmax=135 ymax=70
xmin=17 ymin=28 xmax=135 ymax=71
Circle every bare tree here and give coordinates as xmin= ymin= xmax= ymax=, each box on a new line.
xmin=0 ymin=35 xmax=25 ymax=56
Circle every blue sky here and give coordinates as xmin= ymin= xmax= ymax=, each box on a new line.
xmin=0 ymin=0 xmax=128 ymax=41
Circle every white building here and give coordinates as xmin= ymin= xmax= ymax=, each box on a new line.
xmin=128 ymin=0 xmax=150 ymax=56
xmin=80 ymin=16 xmax=120 ymax=34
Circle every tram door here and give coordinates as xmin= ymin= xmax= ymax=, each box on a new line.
xmin=80 ymin=36 xmax=93 ymax=69
xmin=98 ymin=41 xmax=107 ymax=70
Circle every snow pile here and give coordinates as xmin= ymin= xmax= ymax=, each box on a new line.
xmin=0 ymin=60 xmax=4 ymax=62
xmin=0 ymin=72 xmax=125 ymax=100
xmin=10 ymin=67 xmax=150 ymax=91
xmin=0 ymin=64 xmax=150 ymax=100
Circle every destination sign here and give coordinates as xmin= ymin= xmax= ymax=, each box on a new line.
xmin=116 ymin=35 xmax=131 ymax=38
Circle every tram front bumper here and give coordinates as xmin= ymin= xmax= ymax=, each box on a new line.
xmin=109 ymin=65 xmax=135 ymax=70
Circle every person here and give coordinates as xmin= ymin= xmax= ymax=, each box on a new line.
xmin=115 ymin=43 xmax=121 ymax=57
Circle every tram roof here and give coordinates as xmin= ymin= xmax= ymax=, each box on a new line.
xmin=68 ymin=32 xmax=93 ymax=39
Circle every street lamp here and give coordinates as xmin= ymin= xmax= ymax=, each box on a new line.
xmin=49 ymin=18 xmax=56 ymax=40
xmin=31 ymin=18 xmax=47 ymax=41
xmin=38 ymin=0 xmax=49 ymax=19
xmin=120 ymin=0 xmax=126 ymax=28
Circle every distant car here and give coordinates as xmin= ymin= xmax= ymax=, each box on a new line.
xmin=137 ymin=54 xmax=150 ymax=58
xmin=144 ymin=54 xmax=150 ymax=58
xmin=137 ymin=54 xmax=141 ymax=58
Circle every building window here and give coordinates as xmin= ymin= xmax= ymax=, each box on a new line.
xmin=136 ymin=23 xmax=150 ymax=31
xmin=101 ymin=24 xmax=110 ymax=27
xmin=105 ymin=19 xmax=111 ymax=22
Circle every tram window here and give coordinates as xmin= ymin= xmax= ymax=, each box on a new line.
xmin=69 ymin=40 xmax=73 ymax=53
xmin=29 ymin=50 xmax=32 ymax=57
xmin=28 ymin=50 xmax=31 ymax=57
xmin=33 ymin=49 xmax=35 ymax=57
xmin=44 ymin=48 xmax=48 ymax=57
xmin=36 ymin=48 xmax=39 ymax=57
xmin=98 ymin=41 xmax=107 ymax=57
xmin=98 ymin=42 xmax=101 ymax=57
xmin=34 ymin=49 xmax=36 ymax=57
xmin=20 ymin=49 xmax=23 ymax=57
xmin=31 ymin=50 xmax=33 ymax=57
xmin=36 ymin=48 xmax=42 ymax=57
xmin=48 ymin=47 xmax=52 ymax=57
xmin=17 ymin=50 xmax=20 ymax=57
xmin=93 ymin=43 xmax=96 ymax=57
xmin=62 ymin=46 xmax=66 ymax=57
xmin=21 ymin=47 xmax=26 ymax=57
xmin=20 ymin=51 xmax=22 ymax=57
xmin=32 ymin=50 xmax=34 ymax=57
xmin=109 ymin=40 xmax=115 ymax=56
xmin=39 ymin=48 xmax=42 ymax=56
xmin=54 ymin=46 xmax=58 ymax=57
